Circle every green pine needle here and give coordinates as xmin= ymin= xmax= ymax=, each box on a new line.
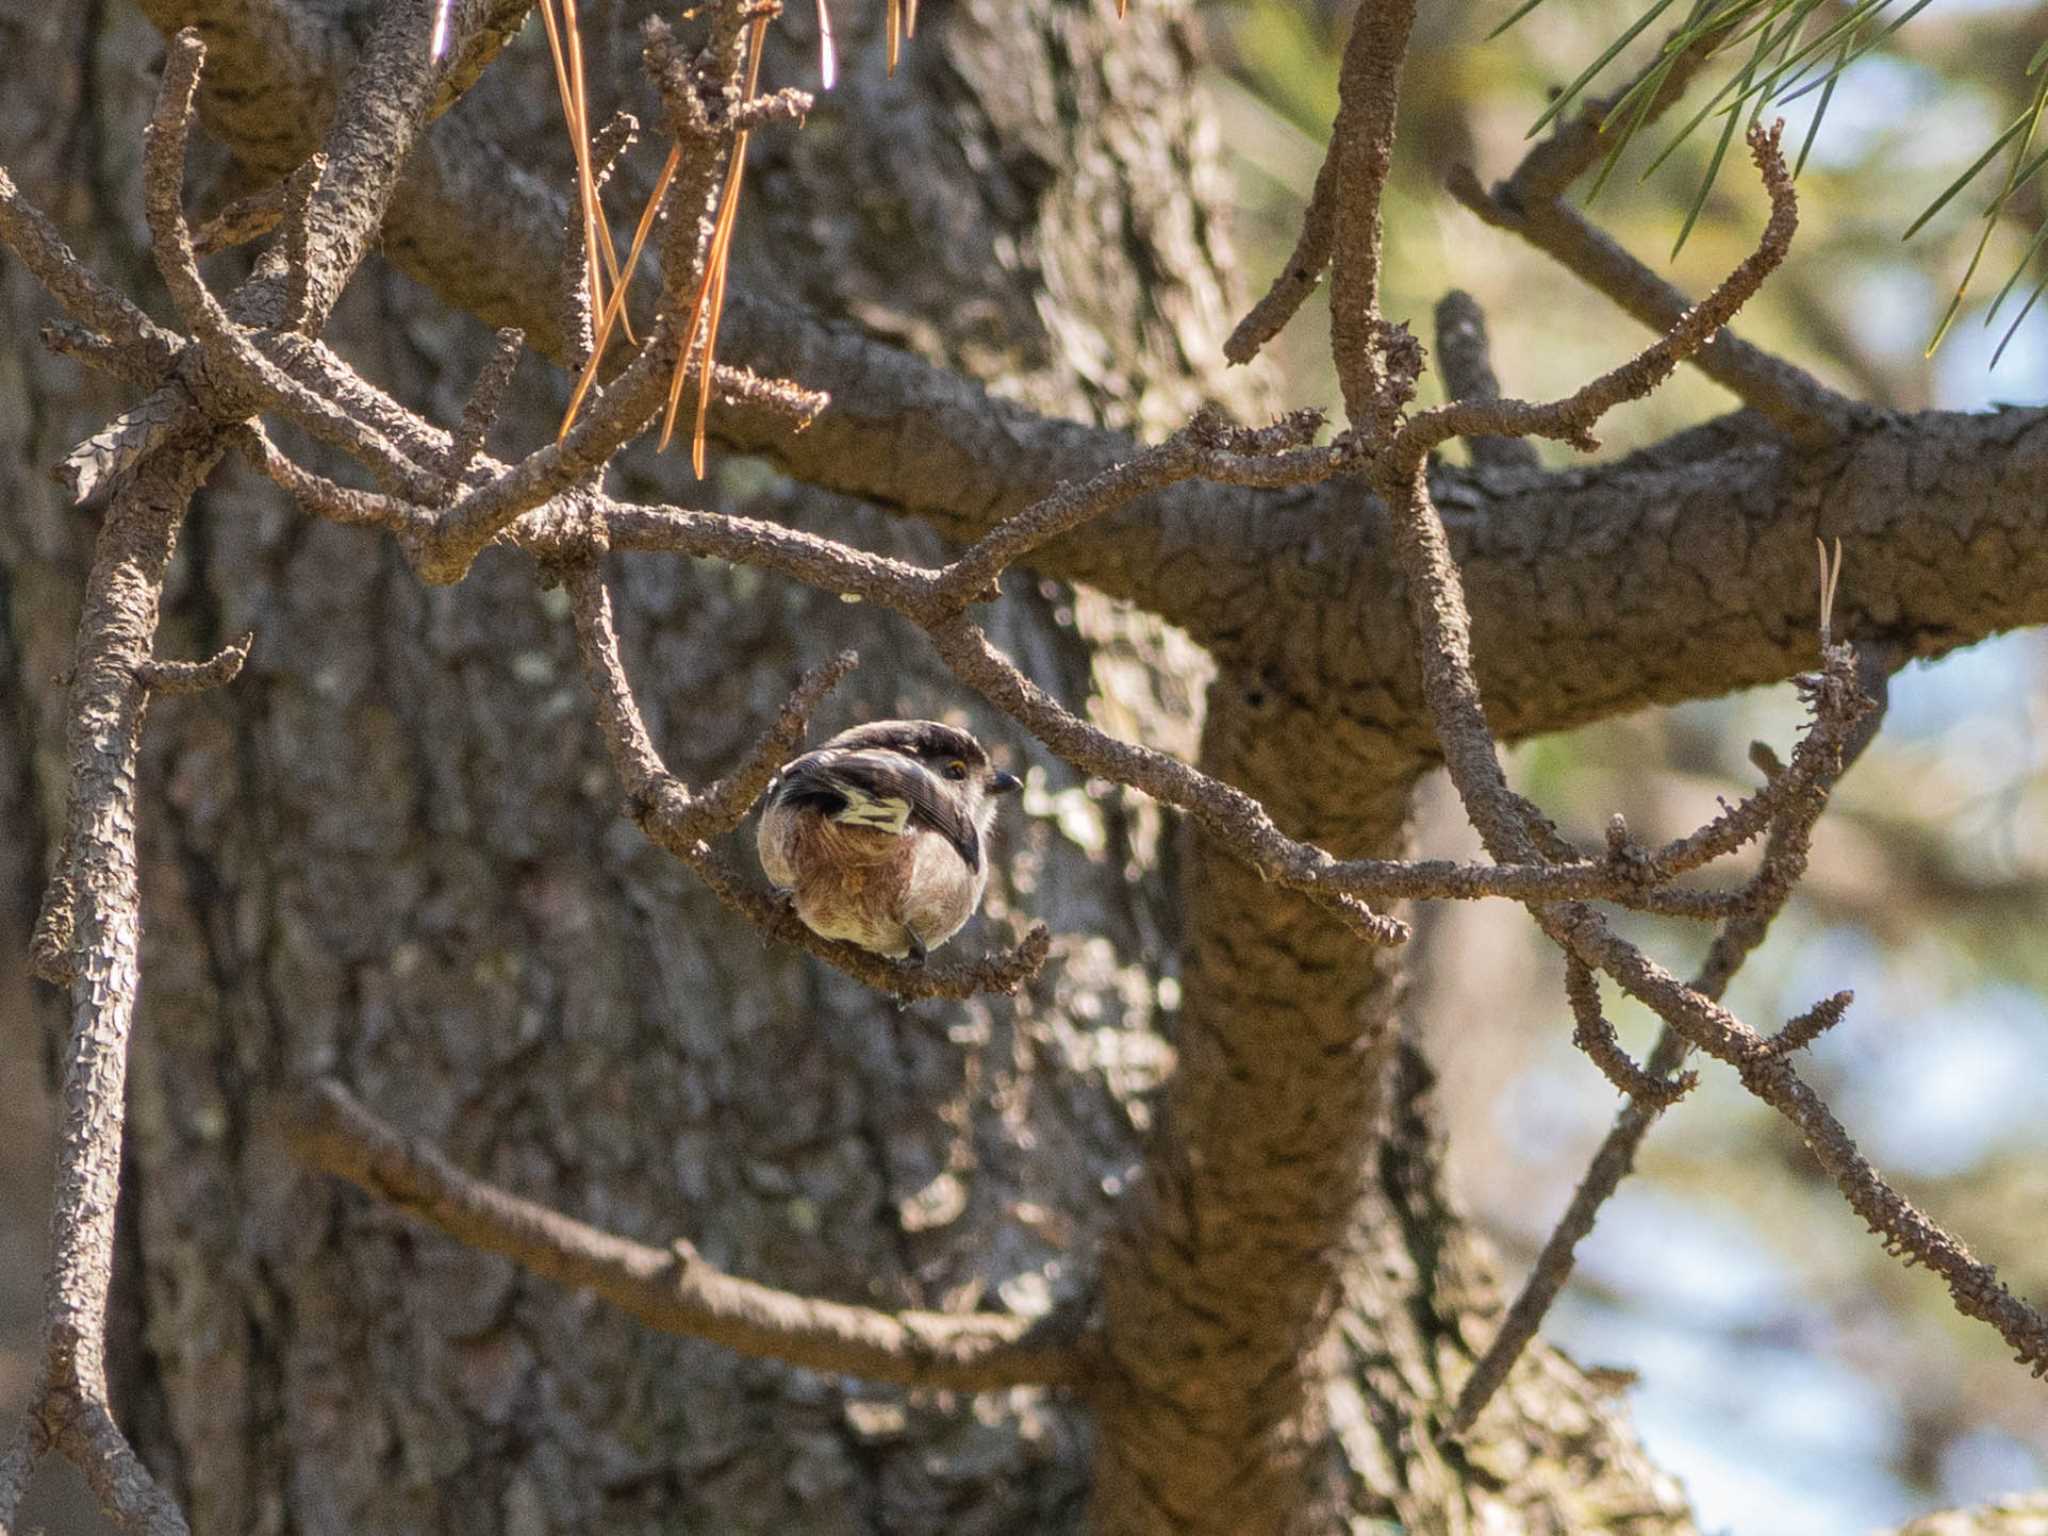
xmin=1901 ymin=115 xmax=2032 ymax=243
xmin=1990 ymin=274 xmax=2048 ymax=368
xmin=1793 ymin=31 xmax=1853 ymax=177
xmin=1502 ymin=0 xmax=2045 ymax=362
xmin=1527 ymin=0 xmax=1690 ymax=139
xmin=1984 ymin=219 xmax=2048 ymax=323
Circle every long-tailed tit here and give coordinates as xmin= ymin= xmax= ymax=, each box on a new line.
xmin=757 ymin=720 xmax=1021 ymax=961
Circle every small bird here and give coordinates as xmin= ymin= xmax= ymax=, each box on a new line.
xmin=758 ymin=720 xmax=1021 ymax=961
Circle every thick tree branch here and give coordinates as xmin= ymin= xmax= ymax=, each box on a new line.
xmin=12 ymin=434 xmax=223 ymax=1536
xmin=122 ymin=0 xmax=2046 ymax=685
xmin=290 ymin=1081 xmax=1090 ymax=1391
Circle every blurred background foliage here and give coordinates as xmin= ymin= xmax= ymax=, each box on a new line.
xmin=1198 ymin=0 xmax=2048 ymax=1528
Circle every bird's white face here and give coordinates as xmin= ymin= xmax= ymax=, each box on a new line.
xmin=922 ymin=750 xmax=1013 ymax=833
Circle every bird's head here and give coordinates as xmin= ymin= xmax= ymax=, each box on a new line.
xmin=814 ymin=719 xmax=1021 ymax=824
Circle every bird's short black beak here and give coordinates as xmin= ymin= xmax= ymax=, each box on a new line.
xmin=990 ymin=770 xmax=1021 ymax=795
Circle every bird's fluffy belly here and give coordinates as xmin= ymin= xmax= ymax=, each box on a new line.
xmin=765 ymin=816 xmax=979 ymax=957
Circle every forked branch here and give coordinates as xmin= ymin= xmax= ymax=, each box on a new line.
xmin=1365 ymin=122 xmax=2048 ymax=1384
xmin=1401 ymin=123 xmax=1799 ymax=462
xmin=1451 ymin=644 xmax=1895 ymax=1436
xmin=560 ymin=558 xmax=1053 ymax=999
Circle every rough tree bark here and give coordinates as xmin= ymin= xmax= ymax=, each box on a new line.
xmin=4 ymin=1 xmax=2044 ymax=1535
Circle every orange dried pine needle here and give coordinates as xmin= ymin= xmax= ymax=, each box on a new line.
xmin=559 ymin=0 xmax=636 ymax=343
xmin=658 ymin=15 xmax=769 ymax=469
xmin=886 ymin=0 xmax=901 ymax=75
xmin=689 ymin=212 xmax=737 ymax=477
xmin=537 ymin=0 xmax=610 ymax=340
xmin=558 ymin=142 xmax=680 ymax=440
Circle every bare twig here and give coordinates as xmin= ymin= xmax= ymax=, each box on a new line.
xmin=692 ymin=850 xmax=1057 ymax=999
xmin=21 ymin=433 xmax=226 ymax=1536
xmin=144 ymin=36 xmax=237 ymax=352
xmin=1326 ymin=0 xmax=1422 ymax=436
xmin=1404 ymin=125 xmax=1799 ymax=461
xmin=79 ymin=92 xmax=1862 ymax=1006
xmin=290 ymin=1081 xmax=1090 ymax=1390
xmin=559 ymin=562 xmax=845 ymax=840
xmin=703 ymin=362 xmax=828 ymax=428
xmin=1639 ymin=628 xmax=1881 ymax=888
xmin=0 ymin=165 xmax=180 ymax=374
xmin=0 ymin=9 xmax=496 ymax=1524
xmin=281 ymin=0 xmax=455 ymax=334
xmin=1371 ymin=131 xmax=1800 ymax=852
xmin=1451 ymin=167 xmax=1850 ymax=442
xmin=1389 ymin=374 xmax=2048 ymax=1391
xmin=39 ymin=320 xmax=171 ymax=391
xmin=931 ymin=417 xmax=1252 ymax=612
xmin=138 ymin=37 xmax=447 ymax=506
xmin=1765 ymin=990 xmax=1853 ymax=1057
xmin=1362 ymin=98 xmax=2048 ymax=1385
xmin=444 ymin=327 xmax=527 ymax=491
xmin=1442 ymin=12 xmax=1852 ymax=442
xmin=928 ymin=615 xmax=1409 ymax=944
xmin=58 ymin=393 xmax=191 ymax=505
xmin=4 ymin=12 xmax=2022 ymax=1526
xmin=237 ymin=424 xmax=434 ymax=536
xmin=137 ymin=632 xmax=255 ymax=696
xmin=1564 ymin=954 xmax=1696 ymax=1108
xmin=279 ymin=153 xmax=327 ymax=333
xmin=1563 ymin=903 xmax=2048 ymax=1375
xmin=600 ymin=495 xmax=941 ymax=604
xmin=1431 ymin=291 xmax=1540 ymax=473
xmin=1224 ymin=133 xmax=1341 ymax=366
xmin=1449 ymin=643 xmax=1893 ymax=1435
xmin=556 ymin=112 xmax=638 ymax=370
xmin=191 ymin=179 xmax=286 ymax=257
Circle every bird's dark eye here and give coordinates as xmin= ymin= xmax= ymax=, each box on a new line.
xmin=943 ymin=760 xmax=968 ymax=781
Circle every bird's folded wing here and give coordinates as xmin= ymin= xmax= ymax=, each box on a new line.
xmin=779 ymin=750 xmax=981 ymax=871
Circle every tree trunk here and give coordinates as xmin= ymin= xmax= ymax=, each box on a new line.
xmin=0 ymin=0 xmax=1691 ymax=1531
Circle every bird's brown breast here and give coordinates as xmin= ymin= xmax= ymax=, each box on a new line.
xmin=759 ymin=808 xmax=984 ymax=957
